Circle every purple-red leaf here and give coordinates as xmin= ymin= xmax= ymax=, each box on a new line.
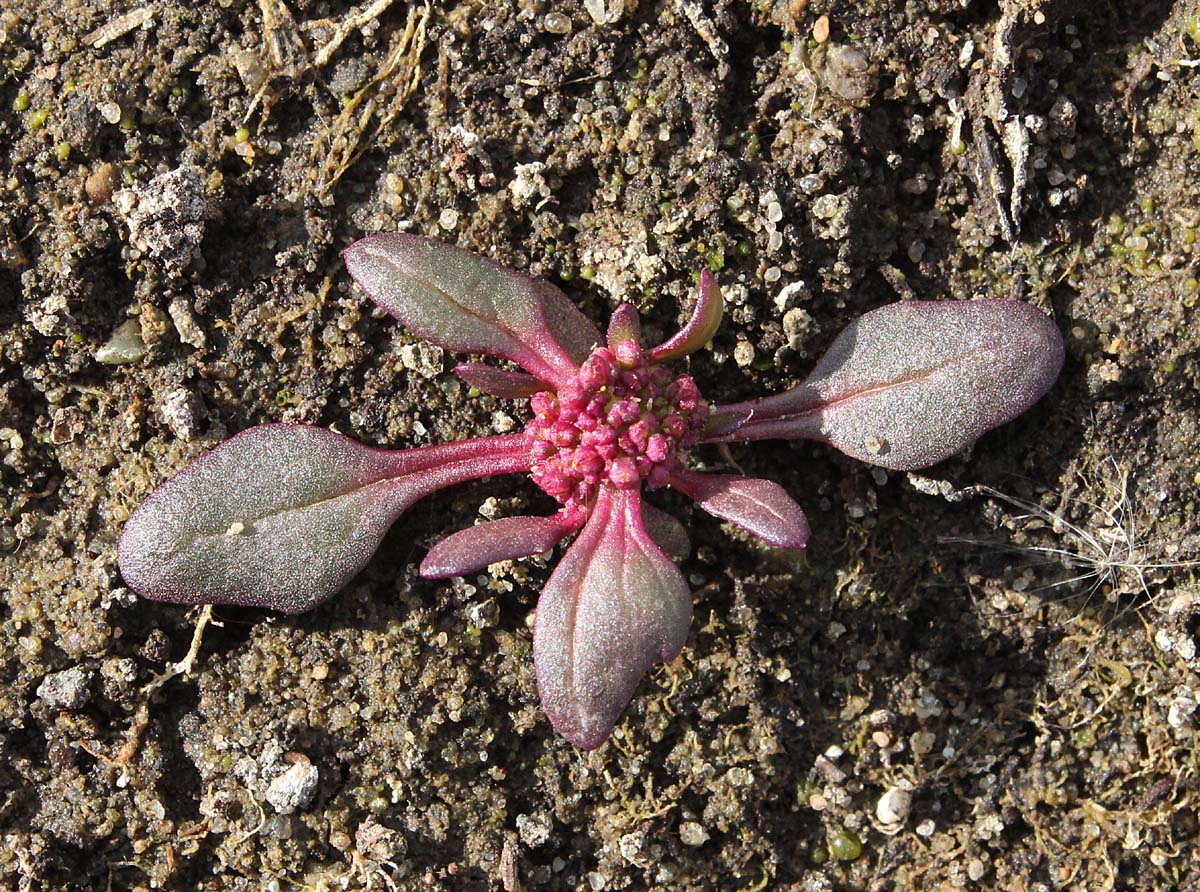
xmin=118 ymin=425 xmax=532 ymax=614
xmin=705 ymin=299 xmax=1064 ymax=470
xmin=453 ymin=362 xmax=546 ymax=399
xmin=344 ymin=233 xmax=600 ymax=387
xmin=420 ymin=510 xmax=583 ymax=579
xmin=670 ymin=469 xmax=810 ymax=548
xmin=606 ymin=303 xmax=641 ymax=346
xmin=649 ymin=269 xmax=724 ymax=363
xmin=533 ymin=488 xmax=692 ymax=749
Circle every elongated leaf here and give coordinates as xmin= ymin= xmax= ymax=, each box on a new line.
xmin=119 ymin=425 xmax=532 ymax=614
xmin=344 ymin=234 xmax=600 ymax=386
xmin=420 ymin=510 xmax=583 ymax=578
xmin=705 ymin=300 xmax=1064 ymax=470
xmin=649 ymin=269 xmax=723 ymax=362
xmin=534 ymin=488 xmax=692 ymax=749
xmin=670 ymin=470 xmax=810 ymax=548
xmin=453 ymin=362 xmax=546 ymax=399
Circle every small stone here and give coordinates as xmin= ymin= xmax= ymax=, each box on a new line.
xmin=85 ymin=162 xmax=119 ymax=205
xmin=158 ymin=387 xmax=203 ymax=441
xmin=543 ymin=11 xmax=571 ymax=34
xmin=37 ymin=667 xmax=93 ymax=710
xmin=679 ymin=821 xmax=709 ymax=847
xmin=911 ymin=730 xmax=936 ymax=755
xmin=876 ymin=787 xmax=912 ymax=825
xmin=98 ymin=100 xmax=122 ymax=124
xmin=967 ymin=859 xmax=985 ymax=881
xmin=116 ymin=166 xmax=213 ymax=278
xmin=509 ymin=162 xmax=550 ymax=208
xmin=733 ymin=340 xmax=756 ymax=368
xmin=821 ymin=44 xmax=875 ymax=103
xmin=168 ymin=297 xmax=207 ymax=349
xmin=96 ymin=318 xmax=147 ymax=364
xmin=266 ymin=758 xmax=319 ymax=814
xmin=812 ymin=15 xmax=830 ymax=43
xmin=50 ymin=407 xmax=85 ymax=444
xmin=355 ymin=819 xmax=405 ymax=862
xmin=1167 ymin=687 xmax=1198 ymax=729
xmin=399 ymin=342 xmax=444 ymax=378
xmin=517 ymin=812 xmax=552 ymax=847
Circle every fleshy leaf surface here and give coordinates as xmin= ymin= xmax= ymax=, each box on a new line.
xmin=649 ymin=269 xmax=724 ymax=362
xmin=420 ymin=510 xmax=583 ymax=579
xmin=705 ymin=300 xmax=1064 ymax=470
xmin=606 ymin=303 xmax=641 ymax=346
xmin=670 ymin=469 xmax=810 ymax=548
xmin=344 ymin=233 xmax=600 ymax=386
xmin=534 ymin=488 xmax=692 ymax=749
xmin=453 ymin=362 xmax=546 ymax=399
xmin=119 ymin=425 xmax=532 ymax=614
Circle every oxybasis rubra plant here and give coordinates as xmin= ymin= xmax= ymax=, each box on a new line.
xmin=118 ymin=234 xmax=1065 ymax=748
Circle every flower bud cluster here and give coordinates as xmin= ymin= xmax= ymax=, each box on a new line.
xmin=527 ymin=340 xmax=708 ymax=510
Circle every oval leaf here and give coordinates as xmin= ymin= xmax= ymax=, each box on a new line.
xmin=670 ymin=470 xmax=810 ymax=548
xmin=705 ymin=300 xmax=1064 ymax=470
xmin=533 ymin=489 xmax=692 ymax=749
xmin=344 ymin=234 xmax=600 ymax=386
xmin=119 ymin=425 xmax=532 ymax=614
xmin=420 ymin=510 xmax=583 ymax=579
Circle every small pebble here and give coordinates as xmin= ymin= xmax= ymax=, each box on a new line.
xmin=37 ymin=666 xmax=93 ymax=710
xmin=266 ymin=758 xmax=319 ymax=814
xmin=96 ymin=319 xmax=147 ymax=365
xmin=876 ymin=787 xmax=912 ymax=825
xmin=543 ymin=12 xmax=571 ymax=34
xmin=679 ymin=821 xmax=710 ymax=847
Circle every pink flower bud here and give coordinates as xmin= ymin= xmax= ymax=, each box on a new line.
xmin=530 ymin=391 xmax=556 ymax=418
xmin=645 ymin=434 xmax=670 ymax=463
xmin=609 ymin=457 xmax=640 ymax=488
xmin=552 ymin=421 xmax=580 ymax=448
xmin=613 ymin=339 xmax=642 ymax=368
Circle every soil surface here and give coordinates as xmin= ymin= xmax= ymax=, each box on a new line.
xmin=2 ymin=1 xmax=1199 ymax=890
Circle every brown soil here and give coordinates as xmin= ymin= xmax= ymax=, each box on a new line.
xmin=2 ymin=1 xmax=1199 ymax=890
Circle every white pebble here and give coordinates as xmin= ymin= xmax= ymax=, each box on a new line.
xmin=876 ymin=787 xmax=912 ymax=825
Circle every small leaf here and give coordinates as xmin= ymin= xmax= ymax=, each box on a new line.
xmin=670 ymin=469 xmax=810 ymax=548
xmin=606 ymin=303 xmax=641 ymax=346
xmin=344 ymin=234 xmax=600 ymax=386
xmin=119 ymin=425 xmax=532 ymax=614
xmin=534 ymin=488 xmax=692 ymax=749
xmin=453 ymin=362 xmax=546 ymax=399
xmin=420 ymin=510 xmax=583 ymax=578
xmin=649 ymin=269 xmax=724 ymax=362
xmin=704 ymin=300 xmax=1064 ymax=470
